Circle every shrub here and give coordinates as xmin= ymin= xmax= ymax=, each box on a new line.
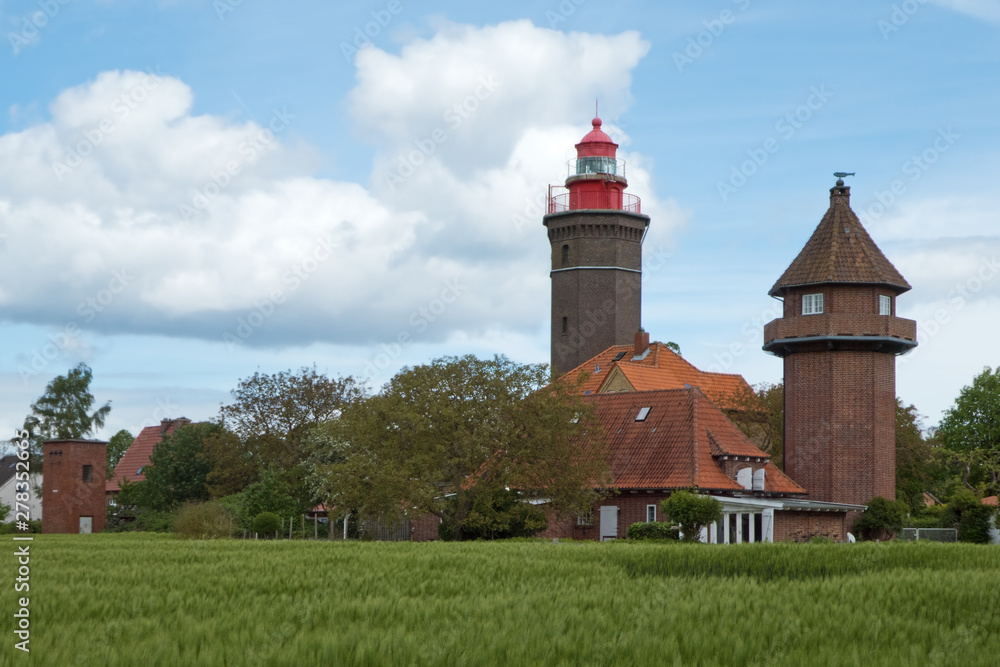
xmin=173 ymin=501 xmax=236 ymax=539
xmin=253 ymin=511 xmax=281 ymax=536
xmin=627 ymin=522 xmax=680 ymax=541
xmin=661 ymin=491 xmax=722 ymax=542
xmin=134 ymin=509 xmax=174 ymax=533
xmin=852 ymin=497 xmax=906 ymax=541
xmin=958 ymin=505 xmax=996 ymax=544
xmin=461 ymin=489 xmax=549 ymax=540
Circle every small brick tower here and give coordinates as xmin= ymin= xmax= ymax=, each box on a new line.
xmin=42 ymin=438 xmax=108 ymax=534
xmin=544 ymin=117 xmax=650 ymax=375
xmin=763 ymin=177 xmax=917 ymax=508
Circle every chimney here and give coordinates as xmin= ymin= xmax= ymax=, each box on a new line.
xmin=160 ymin=417 xmax=191 ymax=436
xmin=634 ymin=329 xmax=650 ymax=356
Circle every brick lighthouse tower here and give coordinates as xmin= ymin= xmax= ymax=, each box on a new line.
xmin=543 ymin=117 xmax=650 ymax=375
xmin=763 ymin=176 xmax=917 ymax=507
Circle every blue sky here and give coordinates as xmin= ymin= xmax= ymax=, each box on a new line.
xmin=1 ymin=0 xmax=998 ymax=442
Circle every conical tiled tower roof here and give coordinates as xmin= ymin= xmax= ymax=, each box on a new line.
xmin=769 ymin=180 xmax=910 ymax=297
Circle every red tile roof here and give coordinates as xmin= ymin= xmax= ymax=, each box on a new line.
xmin=105 ymin=419 xmax=189 ymax=493
xmin=983 ymin=496 xmax=998 ymax=507
xmin=769 ymin=186 xmax=910 ymax=296
xmin=562 ymin=342 xmax=753 ymax=410
xmin=586 ymin=388 xmax=804 ymax=495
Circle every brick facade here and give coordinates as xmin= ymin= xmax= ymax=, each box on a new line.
xmin=764 ymin=181 xmax=916 ymax=512
xmin=772 ymin=511 xmax=846 ymax=543
xmin=42 ymin=439 xmax=107 ymax=534
xmin=545 ymin=209 xmax=649 ymax=375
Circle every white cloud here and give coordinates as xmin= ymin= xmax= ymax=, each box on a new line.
xmin=928 ymin=0 xmax=1000 ymax=23
xmin=0 ymin=22 xmax=678 ymax=352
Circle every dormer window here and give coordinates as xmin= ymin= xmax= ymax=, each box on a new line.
xmin=879 ymin=295 xmax=891 ymax=315
xmin=802 ymin=293 xmax=823 ymax=315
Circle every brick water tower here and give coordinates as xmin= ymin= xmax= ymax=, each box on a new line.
xmin=544 ymin=117 xmax=650 ymax=375
xmin=42 ymin=438 xmax=108 ymax=534
xmin=763 ymin=177 xmax=917 ymax=508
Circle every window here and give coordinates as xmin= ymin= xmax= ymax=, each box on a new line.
xmin=561 ymin=244 xmax=569 ymax=266
xmin=646 ymin=504 xmax=656 ymax=523
xmin=577 ymin=511 xmax=593 ymax=526
xmin=561 ymin=317 xmax=568 ymax=335
xmin=108 ymin=496 xmax=117 ymax=507
xmin=802 ymin=293 xmax=824 ymax=315
xmin=635 ymin=407 xmax=651 ymax=421
xmin=879 ymin=295 xmax=891 ymax=315
xmin=82 ymin=465 xmax=93 ymax=482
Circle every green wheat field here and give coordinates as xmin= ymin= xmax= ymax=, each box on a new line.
xmin=3 ymin=534 xmax=999 ymax=666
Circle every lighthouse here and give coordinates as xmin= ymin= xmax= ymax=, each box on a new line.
xmin=763 ymin=177 xmax=917 ymax=509
xmin=543 ymin=117 xmax=650 ymax=375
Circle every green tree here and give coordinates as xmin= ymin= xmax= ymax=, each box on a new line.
xmin=941 ymin=488 xmax=997 ymax=544
xmin=852 ymin=496 xmax=906 ymax=541
xmin=895 ymin=400 xmax=937 ymax=511
xmin=207 ymin=367 xmax=363 ymax=502
xmin=0 ymin=501 xmax=10 ymax=523
xmin=661 ymin=491 xmax=722 ymax=542
xmin=937 ymin=366 xmax=1000 ymax=493
xmin=729 ymin=382 xmax=784 ymax=468
xmin=308 ymin=355 xmax=611 ymax=540
xmin=134 ymin=422 xmax=218 ymax=511
xmin=106 ymin=428 xmax=134 ymax=477
xmin=12 ymin=363 xmax=111 ymax=463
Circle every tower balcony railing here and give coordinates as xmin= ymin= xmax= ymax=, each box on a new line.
xmin=548 ymin=191 xmax=642 ymax=214
xmin=763 ymin=313 xmax=917 ymax=343
xmin=567 ymin=157 xmax=628 ymax=179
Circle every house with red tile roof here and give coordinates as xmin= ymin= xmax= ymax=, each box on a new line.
xmin=559 ymin=330 xmax=753 ymax=412
xmin=106 ymin=418 xmax=191 ymax=504
xmin=535 ymin=387 xmax=864 ymax=544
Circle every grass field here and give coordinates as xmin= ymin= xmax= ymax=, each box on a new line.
xmin=3 ymin=535 xmax=1000 ymax=666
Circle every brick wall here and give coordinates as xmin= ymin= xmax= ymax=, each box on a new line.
xmin=772 ymin=510 xmax=846 ymax=542
xmin=411 ymin=512 xmax=441 ymax=542
xmin=42 ymin=440 xmax=107 ymax=534
xmin=544 ymin=210 xmax=649 ymax=375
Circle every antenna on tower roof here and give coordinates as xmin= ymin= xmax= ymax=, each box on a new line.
xmin=595 ymin=98 xmax=599 ymax=118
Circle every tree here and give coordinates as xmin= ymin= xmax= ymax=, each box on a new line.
xmin=941 ymin=489 xmax=997 ymax=544
xmin=134 ymin=422 xmax=219 ymax=511
xmin=660 ymin=490 xmax=722 ymax=542
xmin=937 ymin=366 xmax=1000 ymax=494
xmin=895 ymin=400 xmax=937 ymax=511
xmin=106 ymin=429 xmax=134 ymax=477
xmin=728 ymin=382 xmax=784 ymax=468
xmin=12 ymin=363 xmax=111 ymax=463
xmin=852 ymin=496 xmax=905 ymax=541
xmin=207 ymin=367 xmax=364 ymax=502
xmin=308 ymin=355 xmax=611 ymax=540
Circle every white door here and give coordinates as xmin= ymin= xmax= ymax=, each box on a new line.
xmin=599 ymin=506 xmax=618 ymax=541
xmin=79 ymin=517 xmax=93 ymax=534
